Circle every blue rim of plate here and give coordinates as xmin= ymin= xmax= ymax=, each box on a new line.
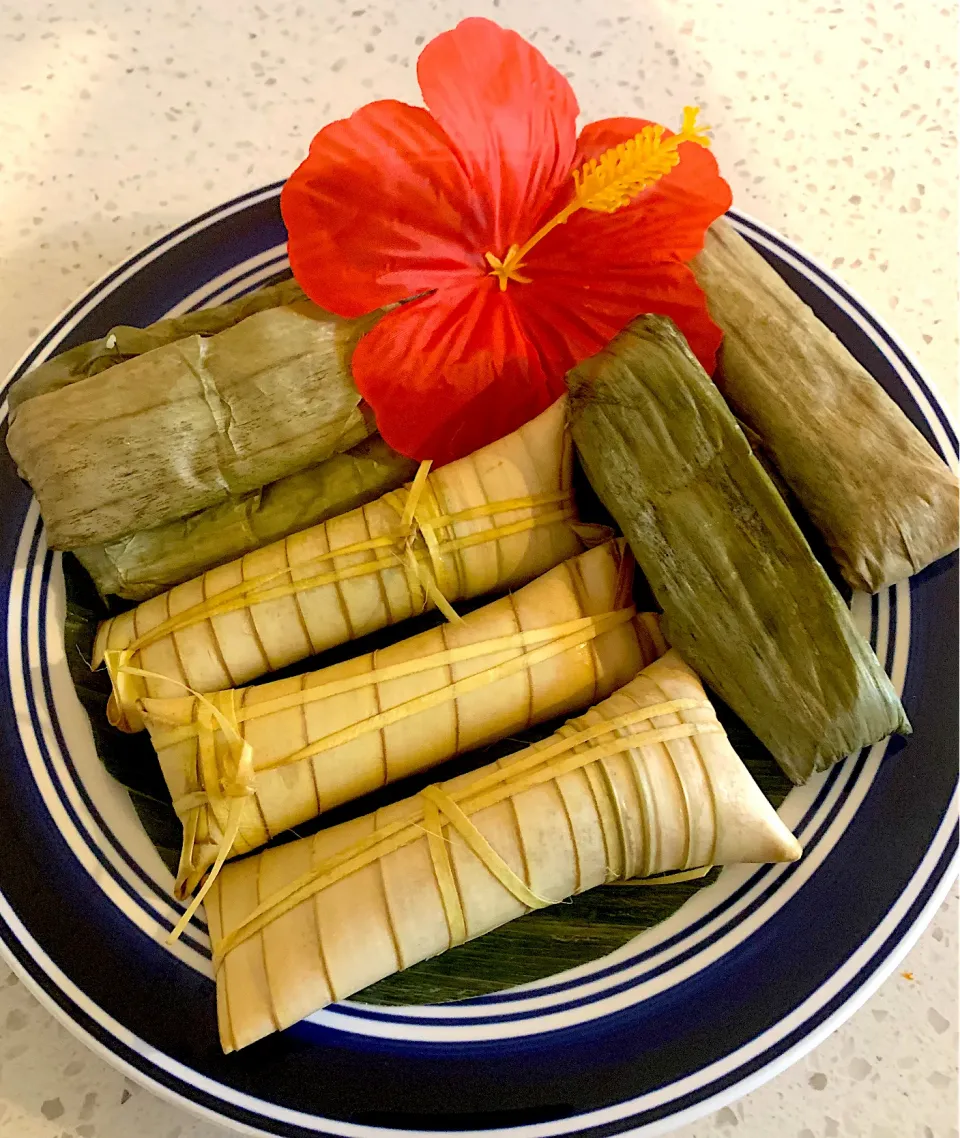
xmin=0 ymin=186 xmax=956 ymax=1137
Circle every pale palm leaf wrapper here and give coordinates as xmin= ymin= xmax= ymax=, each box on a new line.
xmin=207 ymin=650 xmax=802 ymax=1052
xmin=138 ymin=540 xmax=664 ymax=901
xmin=94 ymin=398 xmax=588 ymax=732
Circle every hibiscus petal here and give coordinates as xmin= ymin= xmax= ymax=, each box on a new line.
xmin=502 ymin=115 xmax=729 ymax=374
xmin=511 ymin=258 xmax=723 ymax=376
xmin=281 ymin=100 xmax=484 ymax=318
xmin=417 ymin=18 xmax=579 ymax=252
xmin=350 ymin=282 xmax=558 ymax=464
xmin=571 ymin=116 xmax=733 ymax=261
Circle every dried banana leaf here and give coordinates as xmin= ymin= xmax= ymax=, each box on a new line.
xmin=73 ymin=435 xmax=418 ymax=601
xmin=694 ymin=219 xmax=959 ymax=592
xmin=567 ymin=315 xmax=910 ymax=785
xmin=736 ymin=417 xmax=794 ymax=506
xmin=7 ymin=299 xmax=376 ymax=549
xmin=7 ymin=278 xmax=307 ymax=416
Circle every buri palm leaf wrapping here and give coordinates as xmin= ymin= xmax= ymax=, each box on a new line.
xmin=139 ymin=540 xmax=664 ymax=899
xmin=206 ymin=650 xmax=801 ymax=1052
xmin=94 ymin=399 xmax=586 ymax=731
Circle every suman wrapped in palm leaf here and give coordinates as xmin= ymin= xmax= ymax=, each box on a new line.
xmin=139 ymin=540 xmax=664 ymax=901
xmin=7 ymin=284 xmax=376 ymax=549
xmin=693 ymin=219 xmax=959 ymax=593
xmin=567 ymin=314 xmax=910 ymax=785
xmin=94 ymin=398 xmax=587 ymax=732
xmin=207 ymin=650 xmax=801 ymax=1052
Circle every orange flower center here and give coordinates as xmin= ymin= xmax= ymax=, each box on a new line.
xmin=484 ymin=106 xmax=710 ymax=292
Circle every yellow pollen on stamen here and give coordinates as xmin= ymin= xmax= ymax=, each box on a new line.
xmin=484 ymin=106 xmax=711 ymax=290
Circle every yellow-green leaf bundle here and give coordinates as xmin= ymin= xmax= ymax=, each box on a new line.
xmin=8 ymin=294 xmax=374 ymax=549
xmin=694 ymin=219 xmax=959 ymax=592
xmin=74 ymin=435 xmax=418 ymax=601
xmin=567 ymin=315 xmax=910 ymax=784
xmin=7 ymin=279 xmax=309 ymax=416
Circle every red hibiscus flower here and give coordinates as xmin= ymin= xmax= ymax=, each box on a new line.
xmin=282 ymin=17 xmax=732 ymax=465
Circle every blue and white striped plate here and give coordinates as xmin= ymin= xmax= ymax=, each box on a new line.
xmin=0 ymin=188 xmax=956 ymax=1136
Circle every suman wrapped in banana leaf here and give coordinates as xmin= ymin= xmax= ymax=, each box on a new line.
xmin=694 ymin=219 xmax=959 ymax=592
xmin=567 ymin=315 xmax=910 ymax=785
xmin=74 ymin=435 xmax=418 ymax=601
xmin=7 ymin=278 xmax=308 ymax=417
xmin=95 ymin=398 xmax=587 ymax=732
xmin=206 ymin=650 xmax=801 ymax=1052
xmin=140 ymin=540 xmax=664 ymax=901
xmin=7 ymin=292 xmax=375 ymax=549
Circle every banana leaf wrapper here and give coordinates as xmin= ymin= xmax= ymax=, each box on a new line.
xmin=140 ymin=540 xmax=664 ymax=897
xmin=694 ymin=219 xmax=959 ymax=592
xmin=94 ymin=398 xmax=586 ymax=732
xmin=7 ymin=296 xmax=375 ymax=549
xmin=567 ymin=315 xmax=910 ymax=785
xmin=7 ymin=278 xmax=307 ymax=417
xmin=73 ymin=435 xmax=418 ymax=601
xmin=207 ymin=649 xmax=801 ymax=1052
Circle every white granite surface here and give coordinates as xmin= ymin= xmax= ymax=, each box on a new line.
xmin=0 ymin=1 xmax=956 ymax=1135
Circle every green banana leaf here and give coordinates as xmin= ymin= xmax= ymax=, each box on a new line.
xmin=8 ymin=289 xmax=376 ymax=549
xmin=8 ymin=277 xmax=308 ymax=415
xmin=74 ymin=434 xmax=418 ymax=600
xmin=694 ymin=219 xmax=958 ymax=592
xmin=567 ymin=314 xmax=909 ymax=785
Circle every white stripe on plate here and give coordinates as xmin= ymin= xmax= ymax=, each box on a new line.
xmin=0 ymin=782 xmax=953 ymax=1138
xmin=8 ymin=508 xmax=210 ymax=972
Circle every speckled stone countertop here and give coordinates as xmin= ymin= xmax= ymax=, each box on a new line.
xmin=0 ymin=1 xmax=957 ymax=1136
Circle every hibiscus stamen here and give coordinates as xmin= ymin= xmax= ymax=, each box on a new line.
xmin=573 ymin=106 xmax=711 ymax=213
xmin=485 ymin=106 xmax=711 ymax=290
xmin=484 ymin=246 xmax=533 ymax=291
